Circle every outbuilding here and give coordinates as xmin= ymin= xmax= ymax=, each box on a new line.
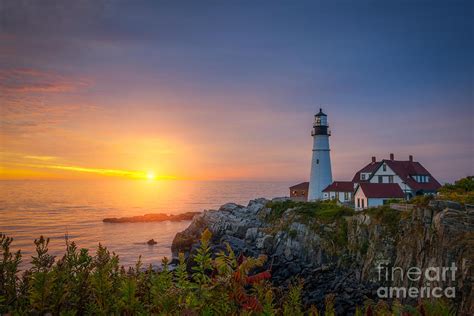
xmin=354 ymin=183 xmax=404 ymax=210
xmin=322 ymin=181 xmax=354 ymax=203
xmin=289 ymin=182 xmax=309 ymax=201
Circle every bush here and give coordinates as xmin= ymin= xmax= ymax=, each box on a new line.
xmin=0 ymin=232 xmax=455 ymax=315
xmin=438 ymin=176 xmax=474 ymax=204
xmin=408 ymin=195 xmax=434 ymax=207
xmin=265 ymin=200 xmax=354 ymax=224
xmin=362 ymin=206 xmax=401 ymax=233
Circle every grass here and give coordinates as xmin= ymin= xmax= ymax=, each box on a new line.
xmin=264 ymin=200 xmax=354 ymax=224
xmin=361 ymin=206 xmax=401 ymax=234
xmin=263 ymin=200 xmax=354 ymax=257
xmin=408 ymin=195 xmax=434 ymax=207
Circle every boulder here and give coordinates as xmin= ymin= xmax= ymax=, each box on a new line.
xmin=147 ymin=239 xmax=157 ymax=245
xmin=170 ymin=199 xmax=473 ymax=315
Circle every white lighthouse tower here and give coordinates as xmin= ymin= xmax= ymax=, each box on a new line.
xmin=308 ymin=108 xmax=333 ymax=200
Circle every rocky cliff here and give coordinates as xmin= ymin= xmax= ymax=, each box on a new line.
xmin=171 ymin=199 xmax=473 ymax=315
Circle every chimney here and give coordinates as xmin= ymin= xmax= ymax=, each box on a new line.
xmin=371 ymin=156 xmax=376 ymax=163
xmin=409 ymin=155 xmax=413 ymax=162
xmin=390 ymin=153 xmax=394 ymax=160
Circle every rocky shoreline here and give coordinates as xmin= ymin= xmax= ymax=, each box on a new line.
xmin=103 ymin=211 xmax=200 ymax=223
xmin=171 ymin=198 xmax=473 ymax=315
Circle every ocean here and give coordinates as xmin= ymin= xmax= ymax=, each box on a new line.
xmin=0 ymin=180 xmax=292 ymax=268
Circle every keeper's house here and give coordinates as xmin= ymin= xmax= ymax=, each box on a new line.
xmin=352 ymin=153 xmax=441 ymax=199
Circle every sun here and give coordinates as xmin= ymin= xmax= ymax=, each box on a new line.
xmin=146 ymin=171 xmax=156 ymax=180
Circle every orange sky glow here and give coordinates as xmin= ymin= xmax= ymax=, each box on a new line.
xmin=0 ymin=2 xmax=472 ymax=183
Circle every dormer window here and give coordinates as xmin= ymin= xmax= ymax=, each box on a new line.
xmin=361 ymin=174 xmax=366 ymax=180
xmin=413 ymin=175 xmax=430 ymax=183
xmin=382 ymin=164 xmax=387 ymax=172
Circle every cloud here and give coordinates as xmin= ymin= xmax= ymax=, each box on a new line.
xmin=23 ymin=155 xmax=56 ymax=161
xmin=0 ymin=68 xmax=89 ymax=93
xmin=0 ymin=67 xmax=95 ymax=140
xmin=6 ymin=162 xmax=176 ymax=180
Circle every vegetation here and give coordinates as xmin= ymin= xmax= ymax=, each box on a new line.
xmin=1 ymin=232 xmax=454 ymax=315
xmin=264 ymin=200 xmax=354 ymax=224
xmin=438 ymin=176 xmax=474 ymax=204
xmin=263 ymin=200 xmax=353 ymax=256
xmin=361 ymin=206 xmax=401 ymax=234
xmin=407 ymin=195 xmax=434 ymax=207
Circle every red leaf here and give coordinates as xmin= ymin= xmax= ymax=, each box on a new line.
xmin=245 ymin=271 xmax=272 ymax=284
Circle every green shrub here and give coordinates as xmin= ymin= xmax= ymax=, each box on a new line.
xmin=265 ymin=200 xmax=354 ymax=224
xmin=438 ymin=176 xmax=474 ymax=204
xmin=282 ymin=281 xmax=303 ymax=316
xmin=408 ymin=195 xmax=434 ymax=207
xmin=0 ymin=232 xmax=455 ymax=315
xmin=361 ymin=206 xmax=401 ymax=236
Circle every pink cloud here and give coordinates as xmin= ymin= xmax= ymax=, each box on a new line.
xmin=0 ymin=67 xmax=90 ymax=93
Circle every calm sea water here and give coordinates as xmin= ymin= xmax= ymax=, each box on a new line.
xmin=0 ymin=180 xmax=292 ymax=268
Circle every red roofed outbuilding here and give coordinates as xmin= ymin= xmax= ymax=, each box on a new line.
xmin=322 ymin=181 xmax=354 ymax=203
xmin=354 ymin=183 xmax=404 ymax=210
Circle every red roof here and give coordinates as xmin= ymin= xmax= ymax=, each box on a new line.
xmin=352 ymin=161 xmax=382 ymax=182
xmin=357 ymin=183 xmax=404 ymax=198
xmin=382 ymin=160 xmax=441 ymax=192
xmin=322 ymin=181 xmax=354 ymax=192
xmin=352 ymin=157 xmax=441 ymax=193
xmin=289 ymin=182 xmax=309 ymax=190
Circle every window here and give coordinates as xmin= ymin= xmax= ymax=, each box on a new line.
xmin=414 ymin=175 xmax=429 ymax=183
xmin=362 ymin=199 xmax=365 ymax=208
xmin=378 ymin=175 xmax=383 ymax=183
xmin=344 ymin=192 xmax=350 ymax=201
xmin=316 ymin=159 xmax=319 ymax=164
xmin=388 ymin=175 xmax=394 ymax=183
xmin=383 ymin=164 xmax=387 ymax=172
xmin=361 ymin=174 xmax=366 ymax=180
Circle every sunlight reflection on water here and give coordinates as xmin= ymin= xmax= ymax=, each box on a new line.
xmin=0 ymin=180 xmax=292 ymax=268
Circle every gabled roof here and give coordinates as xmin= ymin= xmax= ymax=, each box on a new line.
xmin=322 ymin=181 xmax=354 ymax=193
xmin=352 ymin=161 xmax=382 ymax=182
xmin=381 ymin=160 xmax=441 ymax=192
xmin=289 ymin=182 xmax=309 ymax=190
xmin=356 ymin=183 xmax=404 ymax=198
xmin=352 ymin=157 xmax=441 ymax=192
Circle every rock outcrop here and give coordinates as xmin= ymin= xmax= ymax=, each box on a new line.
xmin=171 ymin=198 xmax=473 ymax=315
xmin=103 ymin=211 xmax=200 ymax=223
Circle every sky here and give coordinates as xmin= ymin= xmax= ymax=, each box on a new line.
xmin=0 ymin=0 xmax=473 ymax=182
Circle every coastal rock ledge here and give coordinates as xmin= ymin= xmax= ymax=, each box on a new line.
xmin=171 ymin=198 xmax=473 ymax=315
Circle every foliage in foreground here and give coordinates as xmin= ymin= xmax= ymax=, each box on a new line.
xmin=438 ymin=176 xmax=474 ymax=204
xmin=1 ymin=232 xmax=454 ymax=315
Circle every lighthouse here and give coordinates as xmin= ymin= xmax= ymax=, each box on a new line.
xmin=308 ymin=108 xmax=333 ymax=200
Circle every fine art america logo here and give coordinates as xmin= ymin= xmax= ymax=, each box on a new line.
xmin=376 ymin=263 xmax=457 ymax=299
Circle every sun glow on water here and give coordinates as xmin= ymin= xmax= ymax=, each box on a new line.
xmin=146 ymin=171 xmax=156 ymax=180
